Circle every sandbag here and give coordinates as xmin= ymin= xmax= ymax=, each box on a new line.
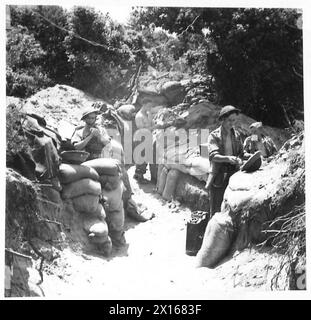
xmin=83 ymin=216 xmax=109 ymax=239
xmin=61 ymin=178 xmax=101 ymax=199
xmin=101 ymin=139 xmax=125 ymax=165
xmin=59 ymin=163 xmax=99 ymax=184
xmin=98 ymin=174 xmax=121 ymax=191
xmin=82 ymin=158 xmax=121 ymax=176
xmin=117 ymin=104 xmax=136 ymax=120
xmin=195 ymin=211 xmax=234 ymax=268
xmin=93 ymin=202 xmax=106 ymax=220
xmin=89 ymin=236 xmax=112 ymax=245
xmin=88 ymin=236 xmax=113 ymax=257
xmin=174 ymin=172 xmax=209 ymax=211
xmin=162 ymin=169 xmax=180 ymax=200
xmin=156 ymin=165 xmax=168 ymax=195
xmin=161 ymin=81 xmax=183 ymax=93
xmin=186 ymin=156 xmax=210 ymax=177
xmin=72 ymin=194 xmax=100 ymax=214
xmin=136 ymin=92 xmax=168 ymax=108
xmin=160 ymin=81 xmax=186 ymax=106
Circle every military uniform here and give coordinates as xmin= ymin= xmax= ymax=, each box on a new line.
xmin=207 ymin=126 xmax=244 ymax=215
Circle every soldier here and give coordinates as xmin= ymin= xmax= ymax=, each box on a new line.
xmin=243 ymin=121 xmax=277 ymax=161
xmin=206 ymin=105 xmax=249 ymax=215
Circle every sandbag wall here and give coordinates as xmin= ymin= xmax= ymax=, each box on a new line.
xmin=82 ymin=159 xmax=125 ymax=243
xmin=59 ymin=163 xmax=110 ymax=252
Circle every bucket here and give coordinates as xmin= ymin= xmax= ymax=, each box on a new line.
xmin=185 ymin=211 xmax=209 ymax=256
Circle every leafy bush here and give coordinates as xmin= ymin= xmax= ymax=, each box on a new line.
xmin=6 ymin=26 xmax=52 ymax=97
xmin=10 ymin=5 xmax=72 ymax=85
xmin=64 ymin=6 xmax=134 ymax=101
xmin=130 ymin=7 xmax=303 ymax=128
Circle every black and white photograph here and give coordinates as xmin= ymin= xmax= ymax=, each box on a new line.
xmin=2 ymin=0 xmax=309 ymax=302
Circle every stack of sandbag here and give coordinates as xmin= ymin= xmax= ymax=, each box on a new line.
xmin=136 ymin=88 xmax=168 ymax=108
xmin=82 ymin=158 xmax=126 ymax=247
xmin=160 ymin=81 xmax=186 ymax=107
xmin=195 ymin=211 xmax=234 ymax=268
xmin=59 ymin=163 xmax=112 ymax=253
xmin=156 ymin=165 xmax=181 ymax=201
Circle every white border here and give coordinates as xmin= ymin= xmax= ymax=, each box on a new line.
xmin=1 ymin=0 xmax=310 ymax=300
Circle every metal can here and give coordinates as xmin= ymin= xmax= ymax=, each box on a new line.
xmin=185 ymin=211 xmax=209 ymax=256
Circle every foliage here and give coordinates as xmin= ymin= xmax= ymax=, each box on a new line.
xmin=6 ymin=25 xmax=52 ymax=97
xmin=130 ymin=7 xmax=303 ymax=127
xmin=63 ymin=6 xmax=134 ymax=101
xmin=10 ymin=5 xmax=72 ymax=84
xmin=128 ymin=8 xmax=196 ymax=71
xmin=7 ymin=5 xmax=304 ymax=127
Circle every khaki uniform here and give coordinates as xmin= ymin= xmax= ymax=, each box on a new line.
xmin=71 ymin=125 xmax=110 ymax=160
xmin=207 ymin=126 xmax=244 ymax=215
xmin=243 ymin=134 xmax=277 ymax=158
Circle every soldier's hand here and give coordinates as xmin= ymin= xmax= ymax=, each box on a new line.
xmin=90 ymin=128 xmax=100 ymax=137
xmin=227 ymin=156 xmax=242 ymax=166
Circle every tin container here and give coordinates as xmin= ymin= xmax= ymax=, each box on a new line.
xmin=185 ymin=211 xmax=209 ymax=256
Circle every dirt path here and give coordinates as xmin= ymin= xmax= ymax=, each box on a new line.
xmin=39 ymin=167 xmax=285 ymax=298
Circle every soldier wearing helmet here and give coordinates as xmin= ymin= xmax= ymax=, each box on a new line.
xmin=72 ymin=107 xmax=111 ymax=160
xmin=205 ymin=105 xmax=250 ymax=215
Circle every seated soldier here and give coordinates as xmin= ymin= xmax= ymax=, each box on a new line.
xmin=73 ymin=106 xmax=153 ymax=225
xmin=243 ymin=122 xmax=277 ymax=162
xmin=71 ymin=107 xmax=111 ymax=160
xmin=204 ymin=105 xmax=250 ymax=216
